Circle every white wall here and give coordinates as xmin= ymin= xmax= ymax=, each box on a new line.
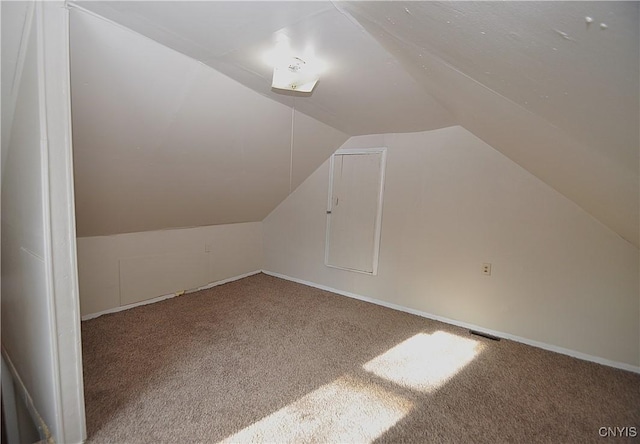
xmin=263 ymin=126 xmax=640 ymax=368
xmin=77 ymin=222 xmax=262 ymax=317
xmin=1 ymin=2 xmax=85 ymax=442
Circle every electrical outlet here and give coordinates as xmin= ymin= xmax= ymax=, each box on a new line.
xmin=482 ymin=263 xmax=492 ymax=276
xmin=204 ymin=243 xmax=212 ymax=253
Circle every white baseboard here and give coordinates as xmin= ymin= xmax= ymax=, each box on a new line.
xmin=261 ymin=269 xmax=640 ymax=374
xmin=190 ymin=270 xmax=262 ymax=293
xmin=81 ymin=270 xmax=262 ymax=321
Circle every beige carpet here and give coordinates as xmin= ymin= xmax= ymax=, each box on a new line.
xmin=82 ymin=273 xmax=640 ymax=443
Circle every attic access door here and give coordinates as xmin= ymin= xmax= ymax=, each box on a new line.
xmin=325 ymin=148 xmax=386 ymax=275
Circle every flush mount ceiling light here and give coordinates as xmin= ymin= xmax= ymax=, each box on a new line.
xmin=272 ymin=56 xmax=318 ymax=92
xmin=264 ymin=35 xmax=325 ymax=93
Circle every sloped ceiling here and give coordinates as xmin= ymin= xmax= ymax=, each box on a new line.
xmin=70 ymin=1 xmax=455 ymax=135
xmin=70 ymin=1 xmax=639 ymax=247
xmin=70 ymin=10 xmax=348 ymax=236
xmin=340 ymin=1 xmax=639 ymax=247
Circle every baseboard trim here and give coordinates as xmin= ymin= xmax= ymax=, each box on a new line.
xmin=261 ymin=269 xmax=640 ymax=374
xmin=81 ymin=270 xmax=262 ymax=321
xmin=190 ymin=270 xmax=262 ymax=293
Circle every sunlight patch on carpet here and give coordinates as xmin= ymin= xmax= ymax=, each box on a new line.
xmin=219 ymin=375 xmax=412 ymax=443
xmin=363 ymin=331 xmax=483 ymax=392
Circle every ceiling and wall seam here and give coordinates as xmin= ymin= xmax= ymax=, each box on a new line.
xmin=76 ymin=3 xmax=215 ymax=58
xmin=70 ymin=7 xmax=351 ymax=236
xmin=347 ymin=7 xmax=638 ymax=177
xmin=71 ymin=1 xmax=457 ymax=136
xmin=85 ymin=2 xmax=337 ymax=61
xmin=359 ymin=17 xmax=637 ymax=188
xmin=346 ymin=2 xmax=639 ymax=164
xmin=66 ymin=2 xmax=340 ymax=133
xmin=372 ymin=10 xmax=633 ymax=173
xmin=66 ymin=2 xmax=346 ymax=133
xmin=329 ymin=1 xmax=458 ymax=126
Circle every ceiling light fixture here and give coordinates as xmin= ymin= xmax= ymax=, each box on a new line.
xmin=272 ymin=56 xmax=318 ymax=92
xmin=264 ymin=36 xmax=324 ymax=93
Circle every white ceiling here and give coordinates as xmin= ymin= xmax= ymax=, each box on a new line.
xmin=69 ymin=1 xmax=638 ymax=246
xmin=346 ymin=1 xmax=639 ymax=166
xmin=340 ymin=1 xmax=639 ymax=247
xmin=71 ymin=1 xmax=455 ymax=135
xmin=70 ymin=10 xmax=347 ymax=236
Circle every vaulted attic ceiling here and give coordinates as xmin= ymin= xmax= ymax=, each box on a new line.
xmin=70 ymin=1 xmax=638 ymax=247
xmin=71 ymin=1 xmax=455 ymax=135
xmin=70 ymin=10 xmax=349 ymax=236
xmin=340 ymin=1 xmax=639 ymax=248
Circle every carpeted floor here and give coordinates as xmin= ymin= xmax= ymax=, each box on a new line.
xmin=82 ymin=273 xmax=640 ymax=443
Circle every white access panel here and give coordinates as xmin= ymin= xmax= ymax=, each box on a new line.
xmin=325 ymin=148 xmax=386 ymax=274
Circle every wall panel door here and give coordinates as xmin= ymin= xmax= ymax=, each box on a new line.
xmin=325 ymin=149 xmax=386 ymax=274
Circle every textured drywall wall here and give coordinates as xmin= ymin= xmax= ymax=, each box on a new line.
xmin=263 ymin=126 xmax=639 ymax=367
xmin=77 ymin=223 xmax=262 ymax=317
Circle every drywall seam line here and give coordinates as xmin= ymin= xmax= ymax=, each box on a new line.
xmin=289 ymin=101 xmax=295 ymax=193
xmin=81 ymin=270 xmax=262 ymax=321
xmin=352 ymin=7 xmax=565 ymax=134
xmin=9 ymin=2 xmax=34 ymax=113
xmin=330 ymin=1 xmax=368 ymax=33
xmin=64 ymin=3 xmax=226 ymax=77
xmin=1 ymin=348 xmax=53 ymax=443
xmin=65 ymin=2 xmax=149 ymax=36
xmin=77 ymin=221 xmax=262 ymax=239
xmin=261 ymin=269 xmax=640 ymax=374
xmin=330 ymin=1 xmax=456 ymax=127
xmin=67 ymin=1 xmax=214 ymax=59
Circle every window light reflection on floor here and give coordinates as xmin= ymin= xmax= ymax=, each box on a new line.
xmin=219 ymin=375 xmax=412 ymax=444
xmin=363 ymin=331 xmax=483 ymax=393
